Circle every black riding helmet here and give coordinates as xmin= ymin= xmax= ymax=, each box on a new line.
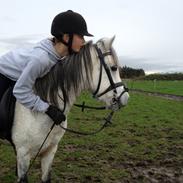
xmin=51 ymin=10 xmax=93 ymax=54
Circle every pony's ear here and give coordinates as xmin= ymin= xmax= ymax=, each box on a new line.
xmin=109 ymin=35 xmax=115 ymax=47
xmin=97 ymin=36 xmax=116 ymax=50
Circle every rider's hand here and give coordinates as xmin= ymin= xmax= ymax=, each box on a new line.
xmin=45 ymin=105 xmax=66 ymax=125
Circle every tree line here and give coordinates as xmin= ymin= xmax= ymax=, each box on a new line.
xmin=144 ymin=73 xmax=183 ymax=80
xmin=119 ymin=66 xmax=183 ymax=80
xmin=119 ymin=66 xmax=145 ymax=78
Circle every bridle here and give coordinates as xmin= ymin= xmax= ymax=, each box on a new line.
xmin=93 ymin=43 xmax=129 ymax=111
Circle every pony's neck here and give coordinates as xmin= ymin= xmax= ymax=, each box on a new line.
xmin=58 ymin=46 xmax=96 ymax=113
xmin=57 ymin=76 xmax=91 ymax=114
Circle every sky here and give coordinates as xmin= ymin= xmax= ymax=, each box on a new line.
xmin=0 ymin=0 xmax=183 ymax=74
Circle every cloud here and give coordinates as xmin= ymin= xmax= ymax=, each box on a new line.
xmin=119 ymin=56 xmax=183 ymax=73
xmin=0 ymin=34 xmax=46 ymax=55
xmin=0 ymin=16 xmax=15 ymax=23
xmin=0 ymin=34 xmax=45 ymax=46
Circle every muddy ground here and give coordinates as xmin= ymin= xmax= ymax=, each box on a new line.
xmin=131 ymin=89 xmax=183 ymax=102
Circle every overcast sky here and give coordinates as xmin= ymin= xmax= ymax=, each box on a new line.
xmin=0 ymin=0 xmax=183 ymax=74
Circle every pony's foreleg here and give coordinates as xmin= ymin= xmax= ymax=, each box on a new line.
xmin=41 ymin=144 xmax=58 ymax=183
xmin=16 ymin=148 xmax=30 ymax=183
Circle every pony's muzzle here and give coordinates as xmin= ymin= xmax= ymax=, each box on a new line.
xmin=108 ymin=90 xmax=129 ymax=111
xmin=117 ymin=86 xmax=129 ymax=107
xmin=120 ymin=91 xmax=129 ymax=106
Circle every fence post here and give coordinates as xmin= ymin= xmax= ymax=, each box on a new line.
xmin=153 ymin=79 xmax=157 ymax=90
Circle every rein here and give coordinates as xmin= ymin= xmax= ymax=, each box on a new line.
xmin=59 ymin=110 xmax=114 ymax=135
xmin=74 ymin=102 xmax=106 ymax=111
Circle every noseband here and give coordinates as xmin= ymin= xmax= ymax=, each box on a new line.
xmin=93 ymin=44 xmax=128 ymax=110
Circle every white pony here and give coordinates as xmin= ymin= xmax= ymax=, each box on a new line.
xmin=11 ymin=37 xmax=129 ymax=183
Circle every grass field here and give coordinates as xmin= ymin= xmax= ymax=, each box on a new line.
xmin=126 ymin=80 xmax=183 ymax=96
xmin=0 ymin=92 xmax=183 ymax=182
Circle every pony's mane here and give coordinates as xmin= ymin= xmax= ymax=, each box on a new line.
xmin=34 ymin=41 xmax=93 ymax=107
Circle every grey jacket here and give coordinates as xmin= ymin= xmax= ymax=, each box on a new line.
xmin=0 ymin=38 xmax=62 ymax=112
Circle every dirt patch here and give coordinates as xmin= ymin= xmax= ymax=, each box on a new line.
xmin=131 ymin=89 xmax=183 ymax=101
xmin=113 ymin=159 xmax=183 ymax=183
xmin=129 ymin=166 xmax=183 ymax=183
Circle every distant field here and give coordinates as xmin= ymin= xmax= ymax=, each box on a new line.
xmin=126 ymin=80 xmax=183 ymax=96
xmin=0 ymin=92 xmax=183 ymax=182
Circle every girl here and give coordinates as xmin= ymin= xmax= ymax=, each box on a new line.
xmin=0 ymin=10 xmax=93 ymax=130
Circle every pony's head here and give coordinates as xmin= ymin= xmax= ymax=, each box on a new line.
xmin=90 ymin=36 xmax=129 ymax=110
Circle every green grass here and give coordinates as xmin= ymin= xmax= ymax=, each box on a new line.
xmin=0 ymin=92 xmax=183 ymax=182
xmin=126 ymin=80 xmax=183 ymax=96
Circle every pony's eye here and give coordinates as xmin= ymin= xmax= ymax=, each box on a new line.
xmin=110 ymin=65 xmax=118 ymax=71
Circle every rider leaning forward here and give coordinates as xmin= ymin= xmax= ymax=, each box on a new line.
xmin=0 ymin=10 xmax=93 ymax=126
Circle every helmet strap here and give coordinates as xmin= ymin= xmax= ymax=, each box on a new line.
xmin=68 ymin=34 xmax=77 ymax=54
xmin=58 ymin=34 xmax=76 ymax=55
xmin=59 ymin=38 xmax=69 ymax=47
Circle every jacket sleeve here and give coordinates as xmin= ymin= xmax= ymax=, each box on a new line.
xmin=13 ymin=57 xmax=50 ymax=112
